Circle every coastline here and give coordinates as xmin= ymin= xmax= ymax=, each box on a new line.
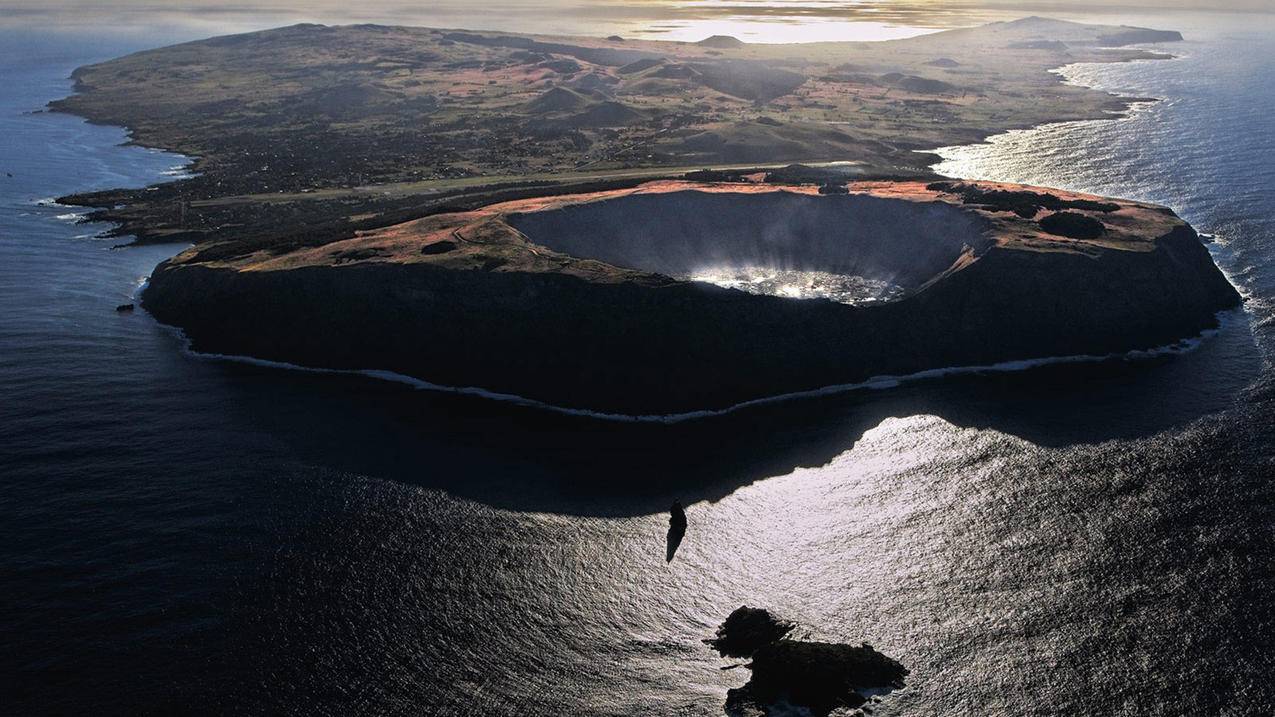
xmin=47 ymin=19 xmax=1242 ymax=419
xmin=924 ymin=50 xmax=1177 ymax=172
xmin=930 ymin=49 xmax=1182 ymax=178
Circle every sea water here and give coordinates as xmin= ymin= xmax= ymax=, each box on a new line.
xmin=2 ymin=13 xmax=1274 ymax=715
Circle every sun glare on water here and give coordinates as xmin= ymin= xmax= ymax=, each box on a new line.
xmin=689 ymin=266 xmax=905 ymax=304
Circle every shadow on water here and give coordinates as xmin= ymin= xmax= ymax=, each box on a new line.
xmin=209 ymin=310 xmax=1263 ymax=518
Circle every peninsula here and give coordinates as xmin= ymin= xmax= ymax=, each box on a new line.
xmin=49 ymin=17 xmax=1241 ymax=415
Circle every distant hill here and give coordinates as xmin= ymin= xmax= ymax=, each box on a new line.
xmin=564 ymin=101 xmax=645 ymax=127
xmin=696 ymin=35 xmax=745 ymax=49
xmin=567 ymin=72 xmax=618 ymax=93
xmin=524 ymin=86 xmax=592 ymax=113
xmin=617 ymin=58 xmax=664 ymax=75
xmin=650 ymin=63 xmax=702 ymax=80
xmin=881 ymin=73 xmax=956 ymax=95
xmin=537 ymin=58 xmax=582 ymax=74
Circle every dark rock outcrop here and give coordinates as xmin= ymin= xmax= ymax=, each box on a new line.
xmin=731 ymin=641 xmax=908 ymax=716
xmin=707 ymin=607 xmax=796 ymax=658
xmin=928 ymin=180 xmax=1120 ymax=217
xmin=708 ymin=607 xmax=908 ymax=717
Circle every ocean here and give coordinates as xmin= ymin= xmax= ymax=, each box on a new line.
xmin=2 ymin=12 xmax=1273 ymax=716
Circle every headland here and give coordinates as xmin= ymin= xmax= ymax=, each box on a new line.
xmin=141 ymin=179 xmax=1239 ymax=415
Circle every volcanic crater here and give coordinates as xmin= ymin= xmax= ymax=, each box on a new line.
xmin=505 ymin=190 xmax=992 ymax=305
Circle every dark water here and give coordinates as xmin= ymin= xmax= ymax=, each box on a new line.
xmin=3 ymin=15 xmax=1274 ymax=716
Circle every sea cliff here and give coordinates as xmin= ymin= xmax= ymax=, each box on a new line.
xmin=142 ymin=180 xmax=1240 ymax=416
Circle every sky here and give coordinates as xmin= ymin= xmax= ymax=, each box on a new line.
xmin=2 ymin=1 xmax=1271 ymax=44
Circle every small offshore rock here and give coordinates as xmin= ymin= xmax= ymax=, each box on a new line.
xmin=706 ymin=606 xmax=795 ymax=658
xmin=710 ymin=607 xmax=908 ymax=717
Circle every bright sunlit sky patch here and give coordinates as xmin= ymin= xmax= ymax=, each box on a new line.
xmin=626 ymin=0 xmax=942 ymax=42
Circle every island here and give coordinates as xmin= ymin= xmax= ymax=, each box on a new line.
xmin=47 ymin=17 xmax=1240 ymax=416
xmin=53 ymin=16 xmax=1181 ymax=248
xmin=706 ymin=606 xmax=908 ymax=716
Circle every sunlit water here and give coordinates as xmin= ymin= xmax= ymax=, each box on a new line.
xmin=3 ymin=13 xmax=1275 ymax=716
xmin=690 ymin=266 xmax=904 ymax=304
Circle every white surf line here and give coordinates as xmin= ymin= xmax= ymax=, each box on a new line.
xmin=145 ymin=301 xmax=1241 ymax=424
xmin=132 ymin=276 xmax=152 ymax=300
